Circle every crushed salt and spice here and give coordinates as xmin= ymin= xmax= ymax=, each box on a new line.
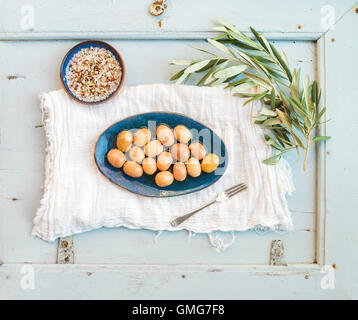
xmin=65 ymin=47 xmax=122 ymax=102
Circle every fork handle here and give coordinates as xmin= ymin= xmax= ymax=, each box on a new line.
xmin=170 ymin=200 xmax=216 ymax=227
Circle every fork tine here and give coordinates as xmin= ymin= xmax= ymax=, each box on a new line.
xmin=225 ymin=183 xmax=247 ymax=195
xmin=227 ymin=184 xmax=247 ymax=198
xmin=225 ymin=183 xmax=245 ymax=193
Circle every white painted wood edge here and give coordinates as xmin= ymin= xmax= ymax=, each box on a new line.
xmin=0 ymin=31 xmax=324 ymax=41
xmin=0 ymin=263 xmax=322 ymax=275
xmin=316 ymin=35 xmax=327 ymax=267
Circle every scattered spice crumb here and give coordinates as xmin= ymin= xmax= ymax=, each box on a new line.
xmin=7 ymin=75 xmax=26 ymax=80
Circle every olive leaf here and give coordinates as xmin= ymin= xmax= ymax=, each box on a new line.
xmin=184 ymin=59 xmax=212 ymax=74
xmin=312 ymin=136 xmax=331 ymax=142
xmin=260 ymin=107 xmax=277 ymax=117
xmin=262 ymin=152 xmax=286 ymax=165
xmin=214 ymin=65 xmax=247 ymax=78
xmin=170 ymin=60 xmax=194 ymax=66
xmin=169 ymin=20 xmax=330 ymax=171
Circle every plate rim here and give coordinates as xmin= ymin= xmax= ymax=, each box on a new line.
xmin=94 ymin=111 xmax=228 ymax=197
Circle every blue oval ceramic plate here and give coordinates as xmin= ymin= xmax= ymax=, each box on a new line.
xmin=94 ymin=112 xmax=228 ymax=197
xmin=60 ymin=40 xmax=125 ymax=104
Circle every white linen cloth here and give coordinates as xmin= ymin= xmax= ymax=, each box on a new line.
xmin=33 ymin=84 xmax=294 ymax=242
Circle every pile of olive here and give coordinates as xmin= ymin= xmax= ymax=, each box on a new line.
xmin=106 ymin=124 xmax=220 ymax=187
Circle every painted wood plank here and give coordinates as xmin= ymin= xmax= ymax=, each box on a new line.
xmin=0 ymin=40 xmax=317 ymax=264
xmin=0 ymin=0 xmax=356 ymax=40
xmin=0 ymin=0 xmax=356 ymax=300
xmin=1 ymin=263 xmax=351 ymax=299
xmin=324 ymin=4 xmax=358 ymax=299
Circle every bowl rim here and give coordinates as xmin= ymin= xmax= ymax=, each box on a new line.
xmin=60 ymin=40 xmax=126 ymax=105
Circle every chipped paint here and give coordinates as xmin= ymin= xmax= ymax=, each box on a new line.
xmin=270 ymin=240 xmax=284 ymax=265
xmin=6 ymin=75 xmax=26 ymax=80
xmin=149 ymin=0 xmax=166 ymax=16
xmin=57 ymin=237 xmax=74 ymax=264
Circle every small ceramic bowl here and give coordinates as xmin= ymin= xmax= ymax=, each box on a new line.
xmin=60 ymin=40 xmax=125 ymax=104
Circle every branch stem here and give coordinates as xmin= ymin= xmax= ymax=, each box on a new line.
xmin=303 ymin=136 xmax=310 ymax=171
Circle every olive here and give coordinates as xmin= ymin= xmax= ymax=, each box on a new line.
xmin=156 ymin=152 xmax=173 ymax=171
xmin=142 ymin=157 xmax=157 ymax=175
xmin=133 ymin=128 xmax=151 ymax=147
xmin=170 ymin=143 xmax=190 ymax=162
xmin=155 ymin=171 xmax=174 ymax=187
xmin=189 ymin=142 xmax=206 ymax=160
xmin=144 ymin=140 xmax=163 ymax=158
xmin=201 ymin=154 xmax=220 ymax=173
xmin=128 ymin=146 xmax=145 ymax=163
xmin=123 ymin=161 xmax=143 ymax=178
xmin=173 ymin=162 xmax=187 ymax=181
xmin=116 ymin=130 xmax=133 ymax=152
xmin=106 ymin=149 xmax=126 ymax=168
xmin=157 ymin=125 xmax=175 ymax=147
xmin=174 ymin=125 xmax=191 ymax=144
xmin=186 ymin=157 xmax=201 ymax=177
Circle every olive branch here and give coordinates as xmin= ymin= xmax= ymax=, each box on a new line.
xmin=169 ymin=19 xmax=330 ymax=171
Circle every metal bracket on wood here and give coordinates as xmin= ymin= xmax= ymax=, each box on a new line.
xmin=270 ymin=240 xmax=284 ymax=265
xmin=57 ymin=237 xmax=74 ymax=264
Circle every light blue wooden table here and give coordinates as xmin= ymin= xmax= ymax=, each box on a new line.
xmin=0 ymin=0 xmax=357 ymax=299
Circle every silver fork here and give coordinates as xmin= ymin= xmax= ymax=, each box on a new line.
xmin=170 ymin=183 xmax=248 ymax=227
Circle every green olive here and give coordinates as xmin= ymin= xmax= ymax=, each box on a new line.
xmin=116 ymin=130 xmax=133 ymax=152
xmin=173 ymin=162 xmax=187 ymax=181
xmin=106 ymin=149 xmax=126 ymax=168
xmin=174 ymin=125 xmax=191 ymax=144
xmin=201 ymin=154 xmax=219 ymax=173
xmin=189 ymin=142 xmax=206 ymax=160
xmin=157 ymin=152 xmax=173 ymax=171
xmin=133 ymin=128 xmax=151 ymax=147
xmin=171 ymin=143 xmax=190 ymax=162
xmin=155 ymin=171 xmax=174 ymax=187
xmin=128 ymin=146 xmax=145 ymax=163
xmin=123 ymin=161 xmax=143 ymax=178
xmin=144 ymin=140 xmax=163 ymax=157
xmin=142 ymin=157 xmax=157 ymax=175
xmin=157 ymin=125 xmax=175 ymax=147
xmin=186 ymin=157 xmax=201 ymax=177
